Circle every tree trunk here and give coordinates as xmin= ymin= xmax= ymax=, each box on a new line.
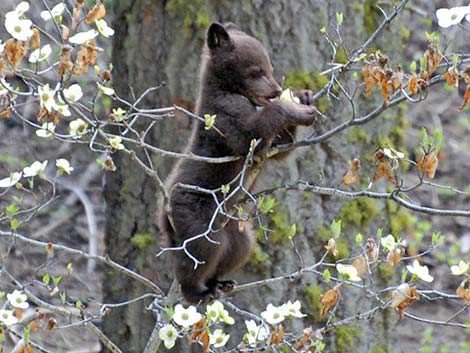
xmin=104 ymin=1 xmax=414 ymax=352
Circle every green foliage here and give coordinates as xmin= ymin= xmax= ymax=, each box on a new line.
xmin=166 ymin=0 xmax=211 ymax=37
xmin=302 ymin=284 xmax=324 ymax=322
xmin=338 ymin=198 xmax=379 ymax=229
xmin=363 ymin=0 xmax=379 ymax=38
xmin=258 ymin=196 xmax=276 ymax=214
xmin=336 ymin=325 xmax=360 ymax=353
xmin=130 ymin=233 xmax=153 ymax=250
xmin=262 ymin=204 xmax=303 ymax=244
xmin=247 ymin=243 xmax=270 ymax=275
xmin=347 ymin=128 xmax=372 ymax=145
xmin=373 ymin=345 xmax=389 ymax=353
xmin=330 ymin=219 xmax=342 ymax=238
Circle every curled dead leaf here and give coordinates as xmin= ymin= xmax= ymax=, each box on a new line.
xmin=267 ymin=325 xmax=284 ymax=346
xmin=459 ymin=85 xmax=470 ymax=110
xmin=85 ymin=2 xmax=106 ymax=24
xmin=443 ymin=67 xmax=459 ymax=88
xmin=32 ymin=28 xmax=40 ymax=50
xmin=416 ymin=149 xmax=438 ymax=179
xmin=408 ymin=73 xmax=418 ymax=95
xmin=456 ymin=278 xmax=470 ymax=304
xmin=4 ymin=39 xmax=27 ymax=70
xmin=342 ymin=158 xmax=360 ymax=185
xmin=385 ymin=249 xmax=401 ymax=271
xmin=58 ymin=45 xmax=73 ymax=76
xmin=391 ymin=283 xmax=419 ymax=318
xmin=366 ymin=238 xmax=379 ymax=263
xmin=320 ymin=284 xmax=341 ymax=316
xmin=352 ymin=255 xmax=367 ymax=276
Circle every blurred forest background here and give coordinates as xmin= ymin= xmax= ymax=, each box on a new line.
xmin=1 ymin=0 xmax=470 ymax=352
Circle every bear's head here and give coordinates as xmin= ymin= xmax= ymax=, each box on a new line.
xmin=204 ymin=22 xmax=282 ymax=106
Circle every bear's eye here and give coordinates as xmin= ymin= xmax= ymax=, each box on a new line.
xmin=248 ymin=68 xmax=263 ymax=78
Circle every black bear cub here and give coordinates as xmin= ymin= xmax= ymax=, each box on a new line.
xmin=160 ymin=22 xmax=319 ymax=303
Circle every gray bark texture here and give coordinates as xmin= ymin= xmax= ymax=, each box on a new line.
xmin=103 ymin=1 xmax=430 ymax=352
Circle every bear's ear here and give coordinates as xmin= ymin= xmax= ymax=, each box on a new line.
xmin=207 ymin=22 xmax=232 ymax=50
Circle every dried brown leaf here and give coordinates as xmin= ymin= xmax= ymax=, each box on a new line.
xmin=85 ymin=2 xmax=106 ymax=24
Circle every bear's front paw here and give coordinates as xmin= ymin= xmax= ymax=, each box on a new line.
xmin=296 ymin=89 xmax=315 ymax=106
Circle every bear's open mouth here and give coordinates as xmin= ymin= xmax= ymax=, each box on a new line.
xmin=255 ymin=95 xmax=277 ymax=106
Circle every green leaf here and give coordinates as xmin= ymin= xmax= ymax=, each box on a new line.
xmin=221 ymin=184 xmax=230 ymax=195
xmin=67 ymin=262 xmax=73 ymax=272
xmin=287 ymin=224 xmax=297 ymax=240
xmin=320 ymin=26 xmax=326 ymax=33
xmin=204 ymin=114 xmax=216 ymax=130
xmin=53 ymin=276 xmax=62 ymax=286
xmin=409 ymin=60 xmax=417 ymax=72
xmin=236 ymin=205 xmax=244 ymax=217
xmin=355 ymin=233 xmax=363 ymax=244
xmin=75 ymin=300 xmax=82 ymax=309
xmin=10 ymin=218 xmax=19 ymax=231
xmin=330 ymin=219 xmax=341 ymax=238
xmin=6 ymin=204 xmax=19 ymax=217
xmin=336 ymin=12 xmax=344 ymax=26
xmin=42 ymin=273 xmax=51 ymax=285
xmin=419 ymin=127 xmax=428 ymax=144
xmin=323 ymin=269 xmax=331 ymax=283
xmin=0 ymin=291 xmax=4 ymax=300
xmin=376 ymin=228 xmax=383 ymax=239
xmin=419 ymin=56 xmax=427 ymax=71
xmin=258 ymin=196 xmax=276 ymax=214
xmin=59 ymin=291 xmax=66 ymax=304
xmin=352 ymin=72 xmax=359 ymax=80
xmin=401 ymin=268 xmax=408 ymax=283
xmin=23 ymin=327 xmax=31 ymax=344
xmin=432 ymin=232 xmax=445 ymax=247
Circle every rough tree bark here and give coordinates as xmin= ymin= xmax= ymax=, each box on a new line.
xmin=103 ymin=1 xmax=418 ymax=352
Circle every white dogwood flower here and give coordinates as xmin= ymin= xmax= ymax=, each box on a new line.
xmin=7 ymin=2 xmax=30 ymax=17
xmin=244 ymin=320 xmax=269 ymax=347
xmin=407 ymin=260 xmax=434 ymax=282
xmin=261 ymin=303 xmax=285 ymax=325
xmin=23 ymin=161 xmax=48 ymax=178
xmin=336 ymin=263 xmax=361 ymax=282
xmin=36 ymin=122 xmax=56 ymax=138
xmin=69 ymin=29 xmax=98 ymax=45
xmin=96 ymin=19 xmax=114 ymax=38
xmin=109 ymin=136 xmax=125 ymax=150
xmin=38 ymin=84 xmax=58 ymax=112
xmin=63 ymin=84 xmax=83 ymax=102
xmin=56 ymin=159 xmax=73 ymax=175
xmin=0 ymin=81 xmax=12 ymax=96
xmin=280 ymin=300 xmax=306 ymax=318
xmin=69 ymin=119 xmax=89 ymax=138
xmin=436 ymin=6 xmax=470 ymax=28
xmin=381 ymin=234 xmax=398 ymax=252
xmin=209 ymin=329 xmax=230 ymax=348
xmin=206 ymin=300 xmax=235 ymax=325
xmin=40 ymin=3 xmax=66 ymax=21
xmin=29 ymin=44 xmax=52 ymax=63
xmin=5 ymin=15 xmax=34 ymax=41
xmin=97 ymin=83 xmax=115 ymax=96
xmin=158 ymin=324 xmax=178 ymax=349
xmin=56 ymin=103 xmax=71 ymax=116
xmin=0 ymin=172 xmax=22 ymax=188
xmin=0 ymin=310 xmax=18 ymax=326
xmin=451 ymin=260 xmax=469 ymax=276
xmin=7 ymin=290 xmax=29 ymax=309
xmin=172 ymin=304 xmax=201 ymax=328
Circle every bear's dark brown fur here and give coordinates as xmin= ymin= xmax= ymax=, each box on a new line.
xmin=160 ymin=23 xmax=318 ymax=303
